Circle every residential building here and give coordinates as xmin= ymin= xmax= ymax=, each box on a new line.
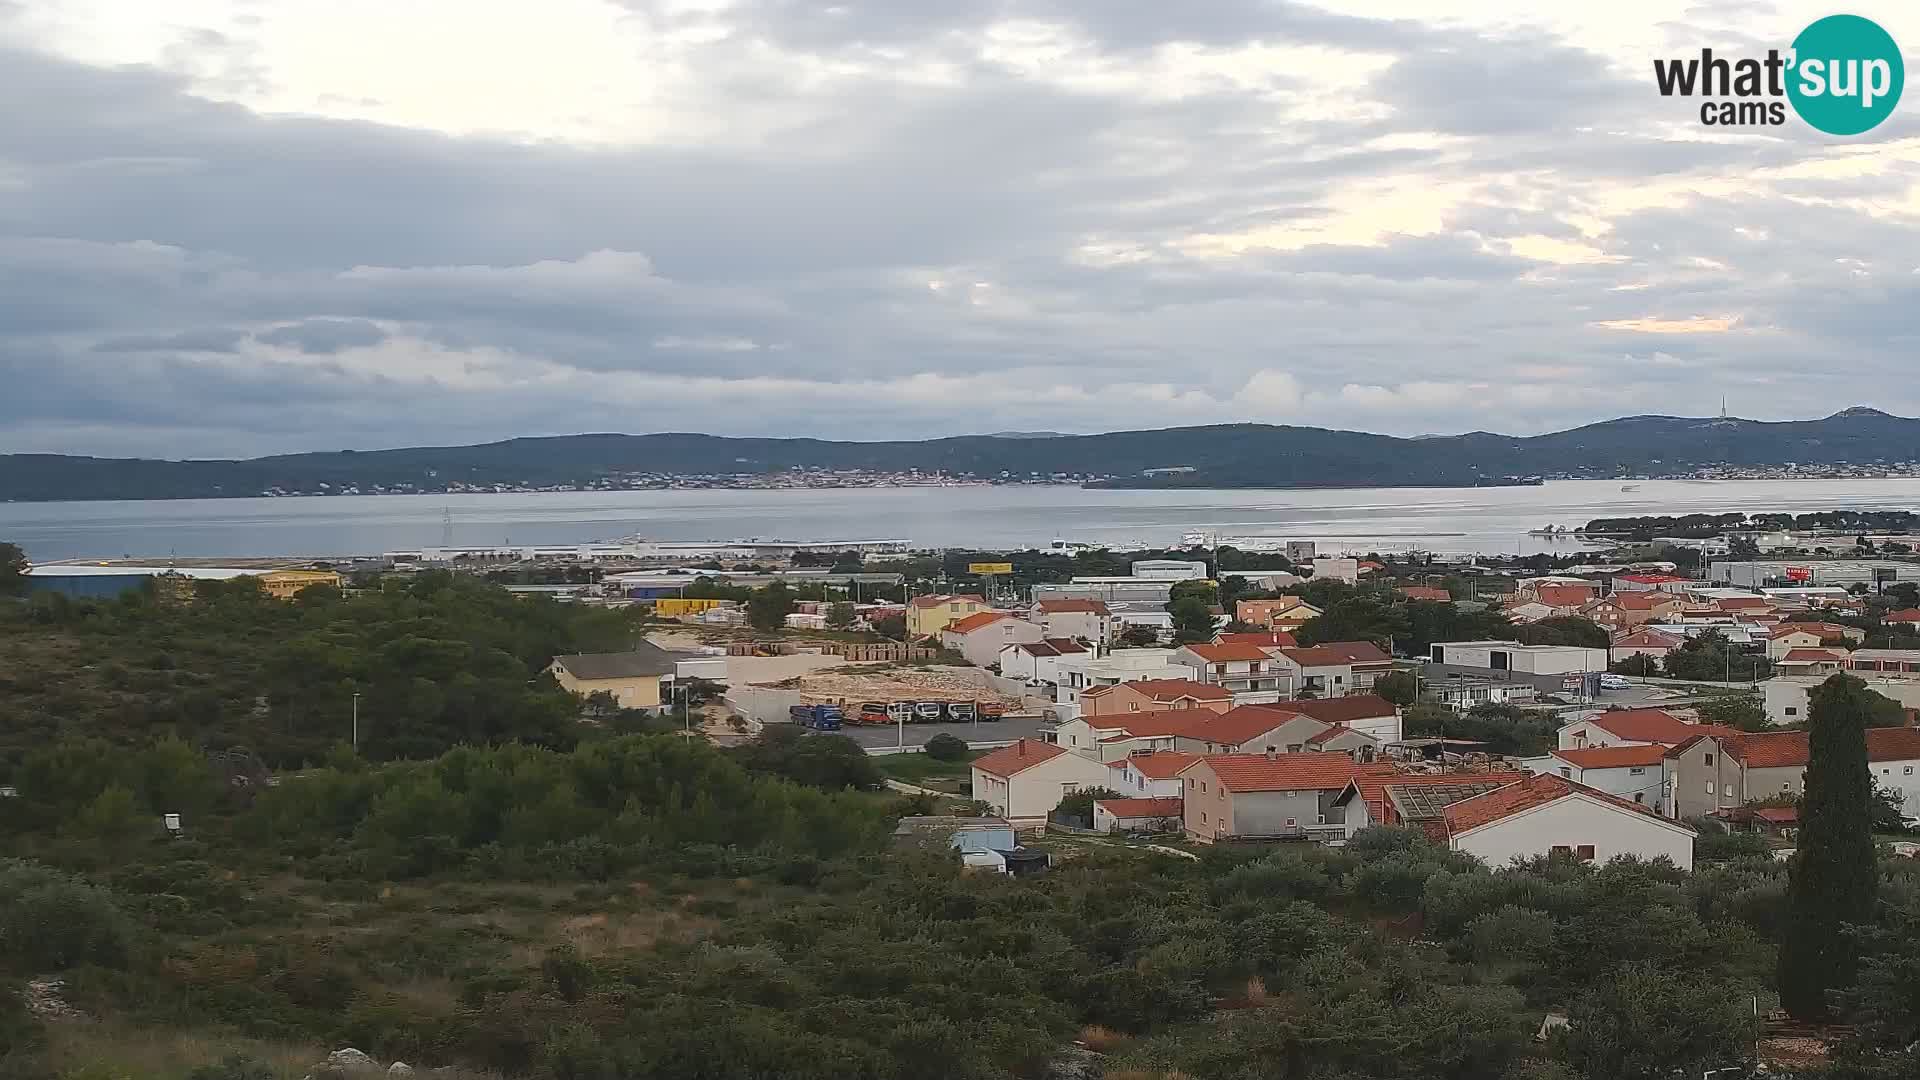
xmin=1055 ymin=709 xmax=1219 ymax=761
xmin=1216 ymin=629 xmax=1299 ymax=649
xmin=1272 ymin=642 xmax=1394 ymax=696
xmin=1887 ymin=608 xmax=1920 ymax=629
xmin=969 ymin=740 xmax=1117 ymax=824
xmin=1437 ymin=773 xmax=1696 ymax=869
xmin=941 ymin=612 xmax=1045 ymax=668
xmin=1663 ymin=733 xmax=1749 ymax=819
xmin=1766 ymin=622 xmax=1864 ymax=659
xmin=1180 ymin=753 xmax=1390 ymax=843
xmin=1235 ymin=596 xmax=1323 ymax=632
xmin=1557 ymin=708 xmax=1738 ymax=751
xmin=1774 ymin=648 xmax=1848 ymax=677
xmin=1528 ymin=583 xmax=1598 ymax=612
xmin=1332 ymin=771 xmax=1531 ymax=838
xmin=1581 ymin=592 xmax=1684 ymax=630
xmin=1613 ymin=573 xmax=1693 ymax=593
xmin=1031 ymin=598 xmax=1114 ymax=645
xmin=1521 ymin=745 xmax=1669 ymax=808
xmin=1670 ymin=728 xmax=1920 ymax=817
xmin=1129 ymin=559 xmax=1209 ymax=581
xmin=892 ymin=816 xmax=1016 ymax=854
xmin=1429 ymin=640 xmax=1609 ymax=676
xmin=549 ymin=646 xmax=678 ymax=710
xmin=1762 ymin=673 xmax=1920 ymax=725
xmin=996 ymin=639 xmax=1088 ymax=684
xmin=907 ymin=594 xmax=991 ymax=637
xmin=1610 ymin=628 xmax=1685 ymax=665
xmin=1502 ymin=601 xmax=1559 ymax=624
xmin=1311 ymin=557 xmax=1360 ymax=584
xmin=1284 ymin=694 xmax=1404 ymax=743
xmin=1172 ymin=706 xmax=1366 ymax=757
xmin=258 ymin=569 xmax=343 ymax=599
xmin=1052 ymin=649 xmax=1197 ymax=708
xmin=1399 ymin=585 xmax=1452 ymax=602
xmin=1092 ymin=797 xmax=1184 ymax=833
xmin=1104 ymin=750 xmax=1202 ymax=798
xmin=1077 ymin=678 xmax=1232 ymax=720
xmin=1173 ymin=642 xmax=1291 ymax=702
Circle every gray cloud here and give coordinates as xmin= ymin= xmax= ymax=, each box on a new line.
xmin=254 ymin=318 xmax=389 ymax=354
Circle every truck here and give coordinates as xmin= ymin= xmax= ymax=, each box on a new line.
xmin=788 ymin=703 xmax=844 ymax=731
xmin=913 ymin=701 xmax=944 ymax=723
xmin=946 ymin=701 xmax=977 ymax=723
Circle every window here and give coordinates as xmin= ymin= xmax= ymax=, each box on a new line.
xmin=1633 ymin=793 xmax=1644 ymax=804
xmin=1576 ymin=844 xmax=1596 ymax=861
xmin=1704 ymin=753 xmax=1714 ymax=767
xmin=1907 ymin=766 xmax=1915 ymax=776
xmin=1786 ymin=707 xmax=1798 ymax=716
xmin=1551 ymin=844 xmax=1572 ymax=856
xmin=1128 ymin=702 xmax=1139 ymax=711
xmin=1558 ymin=767 xmax=1572 ymax=779
xmin=1285 ymin=818 xmax=1297 ymax=827
xmin=1629 ymin=767 xmax=1645 ymax=775
xmin=1187 ymin=778 xmax=1194 ymax=789
xmin=1706 ymin=781 xmax=1715 ymax=794
xmin=1201 ymin=811 xmax=1207 ymax=823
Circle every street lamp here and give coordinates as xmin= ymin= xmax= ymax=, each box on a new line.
xmin=351 ymin=691 xmax=361 ymax=752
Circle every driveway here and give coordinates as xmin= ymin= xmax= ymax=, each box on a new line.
xmin=840 ymin=715 xmax=1051 ymax=750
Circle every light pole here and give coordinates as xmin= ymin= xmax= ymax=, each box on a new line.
xmin=351 ymin=691 xmax=361 ymax=752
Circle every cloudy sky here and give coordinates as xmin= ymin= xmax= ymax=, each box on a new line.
xmin=3 ymin=0 xmax=1918 ymax=458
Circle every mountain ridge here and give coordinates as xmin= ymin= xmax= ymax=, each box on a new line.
xmin=2 ymin=408 xmax=1915 ymax=501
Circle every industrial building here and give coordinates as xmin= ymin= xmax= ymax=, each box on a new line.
xmin=1710 ymin=560 xmax=1920 ymax=590
xmin=24 ymin=564 xmax=259 ymax=599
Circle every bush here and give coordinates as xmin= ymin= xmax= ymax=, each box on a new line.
xmin=922 ymin=733 xmax=969 ymax=762
xmin=0 ymin=861 xmax=133 ymax=972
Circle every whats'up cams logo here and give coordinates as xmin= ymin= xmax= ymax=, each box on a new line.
xmin=1655 ymin=14 xmax=1903 ymax=134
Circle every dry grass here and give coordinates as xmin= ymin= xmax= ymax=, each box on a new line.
xmin=44 ymin=1019 xmax=324 ymax=1080
xmin=1077 ymin=1025 xmax=1132 ymax=1053
xmin=1243 ymin=976 xmax=1268 ymax=1006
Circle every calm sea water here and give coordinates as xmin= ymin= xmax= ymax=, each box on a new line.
xmin=5 ymin=478 xmax=1920 ymax=562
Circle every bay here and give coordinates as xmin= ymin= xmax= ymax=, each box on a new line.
xmin=4 ymin=478 xmax=1920 ymax=562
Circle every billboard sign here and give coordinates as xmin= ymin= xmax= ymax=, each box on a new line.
xmin=1786 ymin=566 xmax=1812 ymax=582
xmin=968 ymin=562 xmax=1013 ymax=575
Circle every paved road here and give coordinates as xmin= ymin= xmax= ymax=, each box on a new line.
xmin=840 ymin=715 xmax=1049 ymax=750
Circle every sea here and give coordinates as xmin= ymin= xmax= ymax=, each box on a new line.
xmin=6 ymin=478 xmax=1920 ymax=563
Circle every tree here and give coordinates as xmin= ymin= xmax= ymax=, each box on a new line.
xmin=1609 ymin=654 xmax=1659 ymax=677
xmin=1053 ymin=786 xmax=1122 ymax=820
xmin=1562 ymin=964 xmax=1759 ymax=1080
xmin=0 ymin=542 xmax=24 ymax=596
xmin=1373 ymin=669 xmax=1418 ymax=707
xmin=825 ymin=602 xmax=856 ymax=630
xmin=923 ymin=733 xmax=970 ymax=761
xmin=1117 ymin=623 xmax=1160 ymax=647
xmin=1169 ymin=596 xmax=1215 ymax=644
xmin=747 ymin=582 xmax=797 ymax=632
xmin=871 ymin=613 xmax=906 ymax=640
xmin=1692 ymin=694 xmax=1769 ymax=732
xmin=1780 ymin=673 xmax=1880 ymax=1020
xmin=1514 ymin=616 xmax=1607 ymax=649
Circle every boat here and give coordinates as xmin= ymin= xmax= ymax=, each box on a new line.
xmin=1526 ymin=525 xmax=1573 ymax=536
xmin=1620 ymin=484 xmax=1641 ymax=492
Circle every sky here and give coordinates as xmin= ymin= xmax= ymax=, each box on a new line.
xmin=3 ymin=0 xmax=1919 ymax=458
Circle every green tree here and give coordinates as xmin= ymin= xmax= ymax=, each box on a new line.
xmin=747 ymin=582 xmax=798 ymax=632
xmin=871 ymin=613 xmax=906 ymax=639
xmin=1562 ymin=964 xmax=1758 ymax=1079
xmin=0 ymin=542 xmax=25 ymax=596
xmin=1609 ymin=654 xmax=1659 ymax=677
xmin=1169 ymin=596 xmax=1216 ymax=644
xmin=922 ymin=733 xmax=970 ymax=762
xmin=1780 ymin=674 xmax=1880 ymax=1020
xmin=1117 ymin=623 xmax=1160 ymax=647
xmin=1514 ymin=616 xmax=1607 ymax=649
xmin=1372 ymin=669 xmax=1418 ymax=706
xmin=1692 ymin=694 xmax=1769 ymax=732
xmin=824 ymin=602 xmax=856 ymax=630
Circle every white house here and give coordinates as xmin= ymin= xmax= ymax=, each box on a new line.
xmin=969 ymin=739 xmax=1117 ymax=824
xmin=1311 ymin=557 xmax=1360 ymax=584
xmin=1104 ymin=750 xmax=1201 ymax=798
xmin=1052 ymin=648 xmax=1194 ymax=706
xmin=1520 ymin=745 xmax=1669 ymax=810
xmin=1031 ymin=599 xmax=1114 ymax=645
xmin=1439 ymin=773 xmax=1697 ymax=870
xmin=996 ymin=639 xmax=1088 ymax=684
xmin=1429 ymin=640 xmax=1609 ymax=676
xmin=1762 ymin=675 xmax=1920 ymax=725
xmin=1129 ymin=560 xmax=1209 ymax=581
xmin=1173 ymin=641 xmax=1292 ymax=702
xmin=1272 ymin=642 xmax=1393 ymax=697
xmin=1092 ymin=797 xmax=1185 ymax=833
xmin=941 ymin=612 xmax=1045 ymax=669
xmin=1556 ymin=708 xmax=1733 ymax=751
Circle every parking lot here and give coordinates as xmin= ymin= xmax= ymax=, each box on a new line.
xmin=838 ymin=714 xmax=1050 ymax=751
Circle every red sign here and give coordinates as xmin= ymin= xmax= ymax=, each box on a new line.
xmin=1786 ymin=566 xmax=1812 ymax=582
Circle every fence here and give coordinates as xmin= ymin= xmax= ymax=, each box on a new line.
xmin=724 ymin=640 xmax=937 ymax=662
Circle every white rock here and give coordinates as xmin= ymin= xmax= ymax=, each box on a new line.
xmin=387 ymin=1065 xmax=413 ymax=1076
xmin=326 ymin=1049 xmax=379 ymax=1072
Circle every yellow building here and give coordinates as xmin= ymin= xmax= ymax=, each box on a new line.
xmin=548 ymin=645 xmax=678 ymax=710
xmin=258 ymin=569 xmax=343 ymax=600
xmin=654 ymin=597 xmax=728 ymax=618
xmin=906 ymin=594 xmax=991 ymax=638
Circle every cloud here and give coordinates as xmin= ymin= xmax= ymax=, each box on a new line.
xmin=0 ymin=4 xmax=1917 ymax=456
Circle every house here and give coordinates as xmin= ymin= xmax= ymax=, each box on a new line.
xmin=1174 ymin=641 xmax=1292 ymax=702
xmin=1052 ymin=648 xmax=1196 ymax=708
xmin=1502 ymin=601 xmax=1560 ymax=625
xmin=1399 ymin=585 xmax=1452 ymax=602
xmin=1272 ymin=642 xmax=1394 ymax=697
xmin=1761 ymin=673 xmax=1920 ymax=725
xmin=1179 ymin=753 xmax=1392 ymax=843
xmin=1057 ymin=709 xmax=1219 ymax=761
xmin=1104 ymin=750 xmax=1202 ymax=797
xmin=1077 ymin=677 xmax=1232 ymax=719
xmin=1332 ymin=771 xmax=1531 ymax=838
xmin=1774 ymin=648 xmax=1848 ymax=677
xmin=1668 ymin=728 xmax=1920 ymax=818
xmin=1092 ymin=797 xmax=1185 ymax=834
xmin=1610 ymin=628 xmax=1685 ymax=665
xmin=1581 ymin=592 xmax=1683 ymax=630
xmin=1429 ymin=640 xmax=1609 ymax=676
xmin=1436 ymin=773 xmax=1697 ymax=869
xmin=996 ymin=639 xmax=1088 ymax=684
xmin=1613 ymin=573 xmax=1693 ymax=593
xmin=1312 ymin=558 xmax=1360 ymax=584
xmin=941 ymin=612 xmax=1045 ymax=668
xmin=1235 ymin=597 xmax=1323 ymax=632
xmin=549 ymin=646 xmax=678 ymax=710
xmin=1216 ymin=630 xmax=1299 ymax=649
xmin=1285 ymin=693 xmax=1404 ymax=743
xmin=1031 ymin=598 xmax=1114 ymax=645
xmin=907 ymin=593 xmax=991 ymax=637
xmin=1662 ymin=732 xmax=1750 ymax=819
xmin=1886 ymin=608 xmax=1920 ymax=629
xmin=969 ymin=740 xmax=1117 ymax=824
xmin=1175 ymin=706 xmax=1371 ymax=757
xmin=258 ymin=569 xmax=343 ymax=599
xmin=1767 ymin=622 xmax=1864 ymax=658
xmin=892 ymin=816 xmax=1016 ymax=854
xmin=1530 ymin=584 xmax=1598 ymax=612
xmin=1521 ymin=745 xmax=1669 ymax=809
xmin=1557 ymin=708 xmax=1737 ymax=751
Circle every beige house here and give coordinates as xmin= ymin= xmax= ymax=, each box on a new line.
xmin=1179 ymin=753 xmax=1383 ymax=843
xmin=940 ymin=612 xmax=1045 ymax=668
xmin=970 ymin=739 xmax=1117 ymax=823
xmin=1079 ymin=679 xmax=1232 ymax=719
xmin=907 ymin=594 xmax=991 ymax=637
xmin=548 ymin=646 xmax=678 ymax=710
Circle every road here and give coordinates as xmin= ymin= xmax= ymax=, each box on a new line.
xmin=839 ymin=715 xmax=1050 ymax=751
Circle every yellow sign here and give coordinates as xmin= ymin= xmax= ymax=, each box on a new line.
xmin=968 ymin=562 xmax=1013 ymax=575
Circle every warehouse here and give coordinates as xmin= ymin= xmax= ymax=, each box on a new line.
xmin=1710 ymin=560 xmax=1920 ymax=590
xmin=23 ymin=564 xmax=258 ymax=599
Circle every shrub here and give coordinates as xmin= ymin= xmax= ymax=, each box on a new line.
xmin=0 ymin=861 xmax=133 ymax=972
xmin=922 ymin=733 xmax=969 ymax=762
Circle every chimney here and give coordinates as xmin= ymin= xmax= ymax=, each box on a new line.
xmin=1264 ymin=749 xmax=1277 ymax=762
xmin=1017 ymin=741 xmax=1026 ymax=757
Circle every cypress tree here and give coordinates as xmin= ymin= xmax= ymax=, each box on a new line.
xmin=1779 ymin=673 xmax=1880 ymax=1020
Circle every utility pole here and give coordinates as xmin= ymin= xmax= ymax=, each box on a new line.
xmin=351 ymin=691 xmax=361 ymax=752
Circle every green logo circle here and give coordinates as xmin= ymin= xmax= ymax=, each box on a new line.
xmin=1787 ymin=14 xmax=1904 ymax=135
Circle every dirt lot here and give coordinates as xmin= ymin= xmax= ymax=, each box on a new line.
xmin=754 ymin=665 xmax=1019 ymax=707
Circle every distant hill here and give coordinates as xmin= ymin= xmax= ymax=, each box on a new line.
xmin=2 ymin=408 xmax=1916 ymax=501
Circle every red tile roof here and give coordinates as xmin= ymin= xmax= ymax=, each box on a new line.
xmin=1094 ymin=797 xmax=1184 ymax=819
xmin=1340 ymin=771 xmax=1530 ymax=830
xmin=1186 ymin=706 xmax=1311 ymax=747
xmin=971 ymin=739 xmax=1068 ymax=778
xmin=1187 ymin=753 xmax=1396 ymax=793
xmin=1780 ymin=648 xmax=1846 ymax=663
xmin=1535 ymin=585 xmax=1597 ymax=608
xmin=1774 ymin=622 xmax=1857 ymax=639
xmin=1577 ymin=708 xmax=1739 ymax=746
xmin=1306 ymin=725 xmax=1365 ymax=745
xmin=1217 ymin=631 xmax=1299 ymax=648
xmin=944 ymin=611 xmax=1013 ymax=635
xmin=1182 ymin=641 xmax=1275 ymax=663
xmin=1609 ymin=592 xmax=1677 ymax=610
xmin=1082 ymin=678 xmax=1231 ymax=702
xmin=1733 ymin=727 xmax=1920 ymax=769
xmin=1886 ymin=608 xmax=1920 ymax=623
xmin=1716 ymin=597 xmax=1773 ymax=610
xmin=1441 ymin=772 xmax=1676 ymax=836
xmin=1399 ymin=586 xmax=1452 ymax=602
xmin=1552 ymin=744 xmax=1670 ymax=769
xmin=1286 ymin=694 xmax=1398 ymax=725
xmin=1316 ymin=641 xmax=1393 ymax=664
xmin=1035 ymin=598 xmax=1111 ymax=615
xmin=1612 ymin=629 xmax=1683 ymax=647
xmin=1618 ymin=574 xmax=1689 ymax=584
xmin=1119 ymin=750 xmax=1202 ymax=779
xmin=1089 ymin=708 xmax=1220 ymax=739
xmin=1752 ymin=806 xmax=1798 ymax=824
